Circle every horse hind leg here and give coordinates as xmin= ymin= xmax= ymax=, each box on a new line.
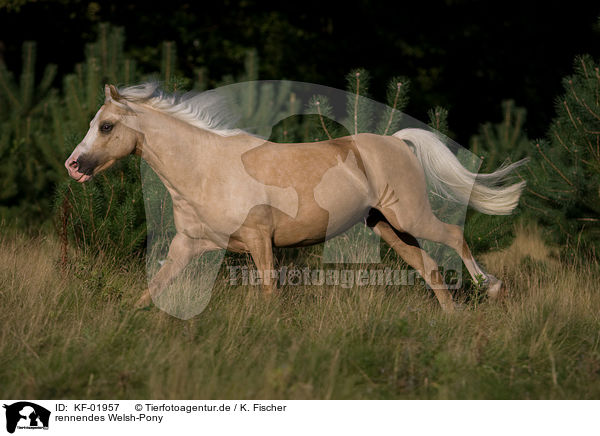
xmin=245 ymin=233 xmax=275 ymax=295
xmin=368 ymin=212 xmax=455 ymax=313
xmin=382 ymin=206 xmax=505 ymax=299
xmin=432 ymin=222 xmax=505 ymax=299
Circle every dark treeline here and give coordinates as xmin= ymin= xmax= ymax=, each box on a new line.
xmin=1 ymin=0 xmax=599 ymax=143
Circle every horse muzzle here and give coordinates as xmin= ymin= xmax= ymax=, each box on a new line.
xmin=65 ymin=152 xmax=97 ymax=183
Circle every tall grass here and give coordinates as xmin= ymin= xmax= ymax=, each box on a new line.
xmin=0 ymin=225 xmax=599 ymax=399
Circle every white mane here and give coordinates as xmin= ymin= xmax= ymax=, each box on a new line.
xmin=117 ymin=82 xmax=244 ymax=137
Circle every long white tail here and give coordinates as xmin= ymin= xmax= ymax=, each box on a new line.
xmin=393 ymin=128 xmax=527 ymax=215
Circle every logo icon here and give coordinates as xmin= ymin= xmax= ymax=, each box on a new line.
xmin=3 ymin=402 xmax=50 ymax=433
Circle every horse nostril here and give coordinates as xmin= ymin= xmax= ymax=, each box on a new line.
xmin=69 ymin=160 xmax=79 ymax=169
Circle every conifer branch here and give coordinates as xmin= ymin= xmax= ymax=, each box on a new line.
xmin=545 ymin=187 xmax=577 ymax=194
xmin=469 ymin=136 xmax=479 ymax=157
xmin=67 ymin=184 xmax=87 ymax=246
xmin=354 ymin=71 xmax=360 ymax=135
xmin=553 ymin=127 xmax=570 ymax=153
xmin=535 ymin=142 xmax=574 ymax=186
xmin=595 ymin=67 xmax=599 ymax=107
xmin=570 ymin=79 xmax=600 ymax=122
xmin=581 ymin=57 xmax=589 ymax=79
xmin=503 ymin=101 xmax=511 ymax=144
xmin=477 ymin=221 xmax=509 ymax=241
xmin=522 ymin=164 xmax=539 ymax=184
xmin=0 ymin=68 xmax=20 ymax=109
xmin=583 ymin=136 xmax=599 ymax=161
xmin=315 ymin=100 xmax=332 ymax=140
xmin=581 ymin=126 xmax=600 ymax=134
xmin=383 ymin=82 xmax=402 ymax=136
xmin=580 ymin=98 xmax=600 ymax=122
xmin=526 ymin=187 xmax=551 ymax=201
xmin=522 ymin=199 xmax=551 ymax=216
xmin=96 ymin=173 xmax=115 ymax=233
xmin=510 ymin=108 xmax=523 ymax=146
xmin=563 ymin=100 xmax=578 ymax=129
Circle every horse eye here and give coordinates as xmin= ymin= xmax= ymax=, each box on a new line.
xmin=100 ymin=122 xmax=114 ymax=133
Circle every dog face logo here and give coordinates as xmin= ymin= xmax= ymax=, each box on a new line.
xmin=3 ymin=402 xmax=50 ymax=433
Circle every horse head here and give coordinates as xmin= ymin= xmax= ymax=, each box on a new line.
xmin=64 ymin=84 xmax=141 ymax=182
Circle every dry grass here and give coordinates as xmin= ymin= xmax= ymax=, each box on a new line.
xmin=0 ymin=224 xmax=599 ymax=399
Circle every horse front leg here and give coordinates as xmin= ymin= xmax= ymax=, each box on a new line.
xmin=135 ymin=233 xmax=219 ymax=308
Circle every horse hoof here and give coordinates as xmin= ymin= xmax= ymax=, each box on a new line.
xmin=487 ymin=279 xmax=505 ymax=300
xmin=134 ymin=291 xmax=153 ymax=309
xmin=441 ymin=301 xmax=456 ymax=313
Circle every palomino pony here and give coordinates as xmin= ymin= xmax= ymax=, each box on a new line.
xmin=65 ymin=83 xmax=526 ymax=313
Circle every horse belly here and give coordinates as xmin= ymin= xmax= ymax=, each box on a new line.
xmin=272 ymin=176 xmax=371 ymax=248
xmin=272 ymin=209 xmax=367 ymax=248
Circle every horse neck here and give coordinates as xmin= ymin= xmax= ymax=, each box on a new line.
xmin=133 ymin=105 xmax=223 ymax=181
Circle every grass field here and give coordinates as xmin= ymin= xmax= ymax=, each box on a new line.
xmin=1 ymin=224 xmax=599 ymax=399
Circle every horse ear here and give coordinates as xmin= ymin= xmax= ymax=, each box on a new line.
xmin=104 ymin=84 xmax=121 ymax=101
